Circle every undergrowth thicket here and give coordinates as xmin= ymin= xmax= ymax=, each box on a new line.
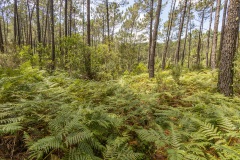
xmin=1 ymin=65 xmax=240 ymax=160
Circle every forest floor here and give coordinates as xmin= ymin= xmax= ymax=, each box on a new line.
xmin=1 ymin=66 xmax=240 ymax=159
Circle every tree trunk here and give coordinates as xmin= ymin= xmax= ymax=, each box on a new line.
xmin=188 ymin=19 xmax=192 ymax=68
xmin=82 ymin=0 xmax=85 ymax=43
xmin=86 ymin=0 xmax=92 ymax=78
xmin=211 ymin=0 xmax=221 ymax=69
xmin=106 ymin=0 xmax=110 ymax=50
xmin=218 ymin=0 xmax=229 ymax=64
xmin=43 ymin=1 xmax=49 ymax=46
xmin=0 ymin=19 xmax=4 ymax=53
xmin=149 ymin=0 xmax=162 ymax=78
xmin=196 ymin=9 xmax=205 ymax=66
xmin=175 ymin=0 xmax=188 ymax=64
xmin=65 ymin=0 xmax=68 ymax=37
xmin=14 ymin=0 xmax=18 ymax=45
xmin=206 ymin=3 xmax=213 ymax=67
xmin=218 ymin=0 xmax=240 ymax=96
xmin=162 ymin=0 xmax=176 ymax=69
xmin=181 ymin=0 xmax=191 ymax=66
xmin=50 ymin=0 xmax=55 ymax=71
xmin=69 ymin=0 xmax=73 ymax=36
xmin=148 ymin=0 xmax=153 ymax=69
xmin=36 ymin=0 xmax=42 ymax=67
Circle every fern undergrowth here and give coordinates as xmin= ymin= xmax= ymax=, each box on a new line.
xmin=1 ymin=66 xmax=240 ymax=159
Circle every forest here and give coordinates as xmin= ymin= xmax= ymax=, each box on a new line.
xmin=0 ymin=0 xmax=240 ymax=159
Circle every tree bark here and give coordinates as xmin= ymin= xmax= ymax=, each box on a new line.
xmin=162 ymin=0 xmax=176 ymax=69
xmin=175 ymin=0 xmax=188 ymax=64
xmin=43 ymin=1 xmax=50 ymax=46
xmin=106 ymin=0 xmax=110 ymax=50
xmin=211 ymin=0 xmax=221 ymax=69
xmin=50 ymin=0 xmax=55 ymax=71
xmin=206 ymin=3 xmax=213 ymax=67
xmin=218 ymin=0 xmax=229 ymax=64
xmin=69 ymin=0 xmax=73 ymax=36
xmin=65 ymin=0 xmax=68 ymax=37
xmin=218 ymin=0 xmax=240 ymax=96
xmin=196 ymin=8 xmax=205 ymax=66
xmin=148 ymin=0 xmax=153 ymax=69
xmin=188 ymin=19 xmax=192 ymax=68
xmin=36 ymin=0 xmax=42 ymax=67
xmin=86 ymin=0 xmax=92 ymax=78
xmin=0 ymin=19 xmax=4 ymax=53
xmin=181 ymin=0 xmax=191 ymax=66
xmin=149 ymin=0 xmax=162 ymax=78
xmin=14 ymin=0 xmax=18 ymax=45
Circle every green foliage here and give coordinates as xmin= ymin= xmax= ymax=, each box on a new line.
xmin=1 ymin=67 xmax=240 ymax=159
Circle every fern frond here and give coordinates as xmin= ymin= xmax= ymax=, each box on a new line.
xmin=167 ymin=149 xmax=185 ymax=160
xmin=29 ymin=136 xmax=63 ymax=153
xmin=198 ymin=122 xmax=223 ymax=141
xmin=66 ymin=131 xmax=93 ymax=146
xmin=0 ymin=122 xmax=22 ymax=134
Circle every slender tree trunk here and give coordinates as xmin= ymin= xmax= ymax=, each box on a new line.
xmin=102 ymin=16 xmax=105 ymax=43
xmin=43 ymin=1 xmax=49 ymax=46
xmin=13 ymin=0 xmax=21 ymax=46
xmin=69 ymin=0 xmax=73 ymax=36
xmin=86 ymin=0 xmax=92 ymax=78
xmin=106 ymin=0 xmax=110 ymax=50
xmin=1 ymin=3 xmax=7 ymax=47
xmin=162 ymin=0 xmax=176 ymax=69
xmin=218 ymin=0 xmax=229 ymax=64
xmin=111 ymin=5 xmax=117 ymax=40
xmin=188 ymin=19 xmax=192 ymax=68
xmin=218 ymin=0 xmax=240 ymax=96
xmin=82 ymin=0 xmax=85 ymax=43
xmin=181 ymin=0 xmax=191 ymax=66
xmin=0 ymin=19 xmax=4 ymax=53
xmin=27 ymin=1 xmax=35 ymax=49
xmin=149 ymin=0 xmax=162 ymax=78
xmin=65 ymin=0 xmax=68 ymax=37
xmin=211 ymin=0 xmax=221 ymax=69
xmin=148 ymin=0 xmax=153 ymax=69
xmin=196 ymin=9 xmax=205 ymax=66
xmin=50 ymin=0 xmax=55 ymax=71
xmin=206 ymin=4 xmax=213 ymax=67
xmin=175 ymin=0 xmax=188 ymax=64
xmin=36 ymin=0 xmax=42 ymax=68
xmin=14 ymin=0 xmax=18 ymax=45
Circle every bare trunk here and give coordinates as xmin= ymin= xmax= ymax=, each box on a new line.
xmin=162 ymin=0 xmax=176 ymax=69
xmin=218 ymin=0 xmax=240 ymax=96
xmin=175 ymin=0 xmax=188 ymax=64
xmin=148 ymin=0 xmax=153 ymax=69
xmin=211 ymin=0 xmax=221 ymax=69
xmin=181 ymin=0 xmax=191 ymax=66
xmin=188 ymin=19 xmax=192 ymax=68
xmin=0 ymin=20 xmax=4 ymax=52
xmin=196 ymin=9 xmax=205 ymax=66
xmin=36 ymin=0 xmax=42 ymax=67
xmin=50 ymin=0 xmax=55 ymax=71
xmin=149 ymin=0 xmax=162 ymax=78
xmin=69 ymin=0 xmax=73 ymax=36
xmin=86 ymin=0 xmax=92 ymax=78
xmin=65 ymin=0 xmax=68 ymax=37
xmin=106 ymin=0 xmax=110 ymax=50
xmin=206 ymin=4 xmax=213 ymax=67
xmin=43 ymin=1 xmax=49 ymax=46
xmin=14 ymin=0 xmax=17 ymax=45
xmin=218 ymin=0 xmax=229 ymax=64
